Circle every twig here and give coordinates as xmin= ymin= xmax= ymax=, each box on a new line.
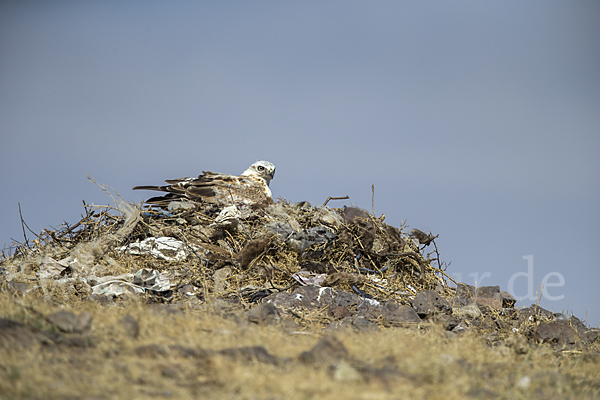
xmin=322 ymin=196 xmax=349 ymax=207
xmin=18 ymin=203 xmax=31 ymax=249
xmin=436 ymin=268 xmax=457 ymax=286
xmin=371 ymin=184 xmax=375 ymax=216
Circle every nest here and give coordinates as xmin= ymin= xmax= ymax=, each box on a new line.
xmin=1 ymin=191 xmax=452 ymax=307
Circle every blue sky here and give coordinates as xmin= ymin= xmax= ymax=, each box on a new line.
xmin=1 ymin=1 xmax=599 ymax=325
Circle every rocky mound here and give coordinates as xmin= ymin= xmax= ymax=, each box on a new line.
xmin=1 ymin=191 xmax=598 ymax=351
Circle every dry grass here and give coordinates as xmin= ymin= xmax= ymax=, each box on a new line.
xmin=1 ymin=292 xmax=599 ymax=400
xmin=1 ymin=199 xmax=599 ymax=399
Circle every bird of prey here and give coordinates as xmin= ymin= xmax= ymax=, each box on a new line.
xmin=133 ymin=160 xmax=276 ymax=208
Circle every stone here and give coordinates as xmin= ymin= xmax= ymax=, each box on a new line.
xmin=135 ymin=344 xmax=170 ymax=358
xmin=161 ymin=366 xmax=179 ymax=378
xmin=455 ymin=303 xmax=482 ymax=319
xmin=244 ymin=303 xmax=282 ymax=325
xmin=74 ymin=312 xmax=93 ymax=333
xmin=47 ymin=310 xmax=77 ymax=333
xmin=329 ymin=305 xmax=351 ymax=319
xmin=331 ymin=291 xmax=361 ymax=308
xmin=381 ymin=304 xmax=422 ymax=325
xmin=454 ymin=283 xmax=503 ymax=310
xmin=412 ymin=290 xmax=452 ymax=318
xmin=299 ymin=335 xmax=348 ymax=364
xmin=265 ymin=291 xmax=303 ymax=309
xmin=475 ymin=286 xmax=503 ymax=309
xmin=219 ymin=346 xmax=281 ymax=365
xmin=0 ymin=318 xmax=39 ymax=348
xmin=431 ymin=314 xmax=459 ymax=331
xmin=536 ymin=322 xmax=578 ymax=346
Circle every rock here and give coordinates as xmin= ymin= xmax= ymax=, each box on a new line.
xmin=61 ymin=335 xmax=93 ymax=348
xmin=329 ymin=305 xmax=351 ymax=319
xmin=445 ymin=331 xmax=459 ymax=340
xmin=299 ymin=335 xmax=348 ymax=364
xmin=331 ymin=291 xmax=361 ymax=308
xmin=455 ymin=303 xmax=482 ymax=319
xmin=412 ymin=290 xmax=452 ymax=318
xmin=431 ymin=314 xmax=459 ymax=331
xmin=536 ymin=322 xmax=578 ymax=346
xmin=265 ymin=291 xmax=304 ymax=309
xmin=219 ymin=346 xmax=281 ymax=365
xmin=161 ymin=365 xmax=179 ymax=378
xmin=377 ymin=303 xmax=422 ymax=326
xmin=326 ymin=315 xmax=380 ymax=332
xmin=554 ymin=314 xmax=599 ymax=344
xmin=74 ymin=312 xmax=93 ymax=333
xmin=265 ymin=286 xmax=336 ymax=310
xmin=356 ymin=356 xmax=404 ymax=384
xmin=454 ymin=283 xmax=503 ymax=310
xmin=135 ymin=344 xmax=170 ymax=358
xmin=520 ymin=305 xmax=554 ymax=322
xmin=135 ymin=344 xmax=208 ymax=359
xmin=475 ymin=286 xmax=503 ymax=309
xmin=0 ymin=318 xmax=39 ymax=348
xmin=47 ymin=310 xmax=77 ymax=333
xmin=244 ymin=303 xmax=282 ymax=325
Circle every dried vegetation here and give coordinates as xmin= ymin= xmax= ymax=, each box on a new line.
xmin=1 ymin=189 xmax=599 ymax=399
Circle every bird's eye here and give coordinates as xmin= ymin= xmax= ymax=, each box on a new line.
xmin=257 ymin=166 xmax=265 ymax=171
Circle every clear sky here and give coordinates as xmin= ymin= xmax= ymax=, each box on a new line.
xmin=1 ymin=1 xmax=599 ymax=326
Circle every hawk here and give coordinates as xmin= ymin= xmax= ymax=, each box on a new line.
xmin=133 ymin=160 xmax=276 ymax=208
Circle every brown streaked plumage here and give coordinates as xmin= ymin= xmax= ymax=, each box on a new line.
xmin=133 ymin=160 xmax=275 ymax=208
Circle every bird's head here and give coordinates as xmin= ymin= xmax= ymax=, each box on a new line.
xmin=242 ymin=160 xmax=276 ymax=185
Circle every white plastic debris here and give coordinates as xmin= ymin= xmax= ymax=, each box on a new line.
xmin=118 ymin=237 xmax=189 ymax=261
xmin=362 ymin=298 xmax=380 ymax=307
xmin=89 ymin=269 xmax=171 ymax=296
xmin=37 ymin=256 xmax=70 ymax=279
xmin=291 ymin=270 xmax=328 ymax=287
xmin=91 ymin=280 xmax=144 ymax=296
xmin=133 ymin=268 xmax=171 ymax=292
xmin=167 ymin=201 xmax=195 ymax=212
xmin=210 ymin=206 xmax=243 ymax=230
